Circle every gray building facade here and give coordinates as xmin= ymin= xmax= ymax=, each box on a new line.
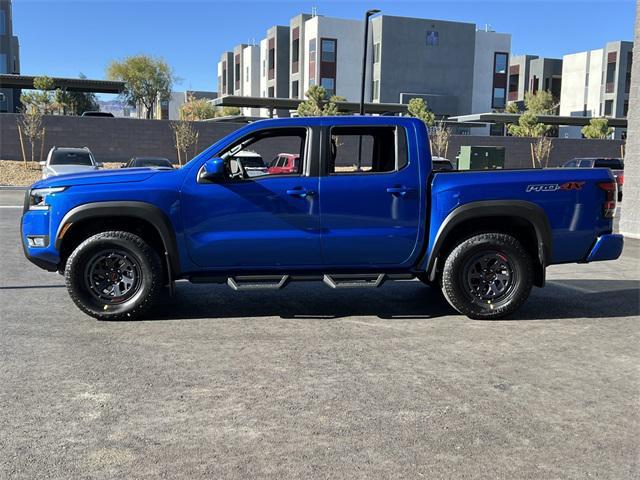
xmin=370 ymin=15 xmax=476 ymax=116
xmin=0 ymin=0 xmax=20 ymax=112
xmin=264 ymin=25 xmax=290 ymax=98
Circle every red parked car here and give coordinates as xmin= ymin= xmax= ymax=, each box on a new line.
xmin=268 ymin=153 xmax=300 ymax=175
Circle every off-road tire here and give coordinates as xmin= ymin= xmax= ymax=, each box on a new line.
xmin=441 ymin=233 xmax=533 ymax=320
xmin=65 ymin=231 xmax=163 ymax=320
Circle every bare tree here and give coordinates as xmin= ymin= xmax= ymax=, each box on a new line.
xmin=18 ymin=107 xmax=44 ymax=166
xmin=170 ymin=121 xmax=199 ymax=165
xmin=532 ymin=136 xmax=553 ymax=168
xmin=430 ymin=121 xmax=451 ymax=158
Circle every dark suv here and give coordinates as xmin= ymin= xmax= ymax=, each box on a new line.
xmin=562 ymin=158 xmax=624 ymax=200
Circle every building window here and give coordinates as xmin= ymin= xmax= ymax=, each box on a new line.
xmin=0 ymin=10 xmax=5 ymax=35
xmin=625 ymin=51 xmax=632 ymax=94
xmin=268 ymin=38 xmax=275 ymax=80
xmin=494 ymin=53 xmax=508 ymax=74
xmin=309 ymin=38 xmax=316 ymax=83
xmin=489 ymin=123 xmax=504 ymax=136
xmin=268 ymin=86 xmax=275 ymax=98
xmin=222 ymin=61 xmax=227 ymax=93
xmin=292 ymin=27 xmax=300 ymax=74
xmin=321 ymin=77 xmax=335 ymax=96
xmin=234 ymin=54 xmax=241 ymax=90
xmin=372 ymin=79 xmax=380 ymax=100
xmin=0 ymin=53 xmax=7 ymax=75
xmin=321 ymin=38 xmax=337 ymax=63
xmin=292 ymin=80 xmax=299 ymax=98
xmin=606 ymin=54 xmax=616 ymax=93
xmin=373 ymin=43 xmax=381 ymax=63
xmin=604 ymin=99 xmax=613 ymax=116
xmin=426 ymin=30 xmax=439 ymax=46
xmin=623 ymin=100 xmax=629 ymax=117
xmin=492 ymin=87 xmax=506 ymax=109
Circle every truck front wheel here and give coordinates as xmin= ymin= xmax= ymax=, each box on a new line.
xmin=441 ymin=233 xmax=533 ymax=319
xmin=64 ymin=231 xmax=163 ymax=320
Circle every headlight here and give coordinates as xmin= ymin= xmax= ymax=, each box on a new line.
xmin=28 ymin=187 xmax=67 ymax=211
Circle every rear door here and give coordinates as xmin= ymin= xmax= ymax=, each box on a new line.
xmin=318 ymin=123 xmax=423 ymax=267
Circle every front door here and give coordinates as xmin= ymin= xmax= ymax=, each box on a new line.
xmin=319 ymin=124 xmax=423 ymax=267
xmin=181 ymin=127 xmax=322 ymax=269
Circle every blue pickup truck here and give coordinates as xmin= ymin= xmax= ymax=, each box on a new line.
xmin=21 ymin=116 xmax=623 ymax=320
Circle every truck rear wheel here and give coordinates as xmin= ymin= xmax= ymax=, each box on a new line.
xmin=64 ymin=231 xmax=163 ymax=320
xmin=441 ymin=233 xmax=533 ymax=319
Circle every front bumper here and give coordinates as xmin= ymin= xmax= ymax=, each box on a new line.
xmin=585 ymin=234 xmax=624 ymax=262
xmin=20 ymin=213 xmax=60 ymax=272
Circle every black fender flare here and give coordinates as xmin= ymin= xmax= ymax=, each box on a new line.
xmin=55 ymin=201 xmax=181 ymax=276
xmin=425 ymin=200 xmax=552 ymax=283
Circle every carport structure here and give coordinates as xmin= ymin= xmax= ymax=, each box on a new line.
xmin=0 ymin=74 xmax=125 ymax=94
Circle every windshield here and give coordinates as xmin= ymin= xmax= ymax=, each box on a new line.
xmin=134 ymin=158 xmax=172 ymax=167
xmin=237 ymin=156 xmax=265 ymax=168
xmin=50 ymin=151 xmax=93 ymax=166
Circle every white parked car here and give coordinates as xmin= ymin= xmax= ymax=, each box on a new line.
xmin=41 ymin=147 xmax=102 ymax=179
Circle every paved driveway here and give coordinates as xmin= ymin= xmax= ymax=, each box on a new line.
xmin=1 ymin=190 xmax=638 ymax=479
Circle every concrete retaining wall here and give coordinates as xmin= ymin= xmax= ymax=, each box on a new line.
xmin=0 ymin=113 xmax=625 ymax=168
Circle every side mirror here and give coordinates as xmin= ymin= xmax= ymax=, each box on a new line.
xmin=200 ymin=157 xmax=225 ymax=181
xmin=39 ymin=161 xmax=46 ymax=167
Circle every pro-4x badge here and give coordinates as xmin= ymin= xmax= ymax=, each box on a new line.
xmin=526 ymin=182 xmax=585 ymax=192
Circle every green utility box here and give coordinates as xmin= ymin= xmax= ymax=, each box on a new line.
xmin=457 ymin=146 xmax=506 ymax=170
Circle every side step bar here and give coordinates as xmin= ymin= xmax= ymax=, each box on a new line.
xmin=192 ymin=273 xmax=415 ymax=291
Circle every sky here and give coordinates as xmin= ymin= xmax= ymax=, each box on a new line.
xmin=12 ymin=0 xmax=637 ymax=95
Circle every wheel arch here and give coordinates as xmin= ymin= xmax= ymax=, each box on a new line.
xmin=425 ymin=200 xmax=552 ymax=287
xmin=55 ymin=201 xmax=180 ymax=278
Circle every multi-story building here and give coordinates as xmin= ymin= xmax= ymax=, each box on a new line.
xmin=471 ymin=29 xmax=512 ymax=134
xmin=289 ymin=13 xmax=312 ymax=99
xmin=217 ymin=51 xmax=234 ymax=97
xmin=559 ymin=41 xmax=633 ymax=138
xmin=0 ymin=0 xmax=20 ymax=113
xmin=215 ymin=13 xmax=511 ymax=121
xmin=369 ymin=16 xmax=511 ymax=120
xmin=241 ymin=44 xmax=260 ymax=116
xmin=301 ymin=15 xmax=366 ymax=101
xmin=508 ymin=55 xmax=562 ymax=104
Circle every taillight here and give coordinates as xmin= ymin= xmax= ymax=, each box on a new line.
xmin=617 ymin=174 xmax=624 ymax=186
xmin=597 ymin=181 xmax=617 ymax=218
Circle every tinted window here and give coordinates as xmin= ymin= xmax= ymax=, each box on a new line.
xmin=594 ymin=159 xmax=624 ymax=169
xmin=329 ymin=126 xmax=406 ymax=174
xmin=50 ymin=151 xmax=93 ymax=166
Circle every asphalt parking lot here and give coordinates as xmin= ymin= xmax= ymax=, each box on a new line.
xmin=1 ymin=190 xmax=638 ymax=479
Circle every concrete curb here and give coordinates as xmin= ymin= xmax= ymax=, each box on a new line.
xmin=0 ymin=186 xmax=28 ymax=190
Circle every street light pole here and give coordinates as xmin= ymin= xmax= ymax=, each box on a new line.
xmin=359 ymin=9 xmax=380 ymax=115
xmin=357 ymin=9 xmax=380 ymax=171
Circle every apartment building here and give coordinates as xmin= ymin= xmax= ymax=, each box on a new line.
xmin=289 ymin=13 xmax=312 ymax=99
xmin=301 ymin=15 xmax=366 ymax=101
xmin=241 ymin=44 xmax=260 ymax=116
xmin=508 ymin=55 xmax=562 ymax=103
xmin=217 ymin=51 xmax=234 ymax=97
xmin=215 ymin=13 xmax=511 ymax=121
xmin=369 ymin=16 xmax=511 ymax=121
xmin=559 ymin=41 xmax=633 ymax=138
xmin=0 ymin=0 xmax=20 ymax=113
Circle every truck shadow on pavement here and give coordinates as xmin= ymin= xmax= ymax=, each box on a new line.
xmin=145 ymin=278 xmax=640 ymax=322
